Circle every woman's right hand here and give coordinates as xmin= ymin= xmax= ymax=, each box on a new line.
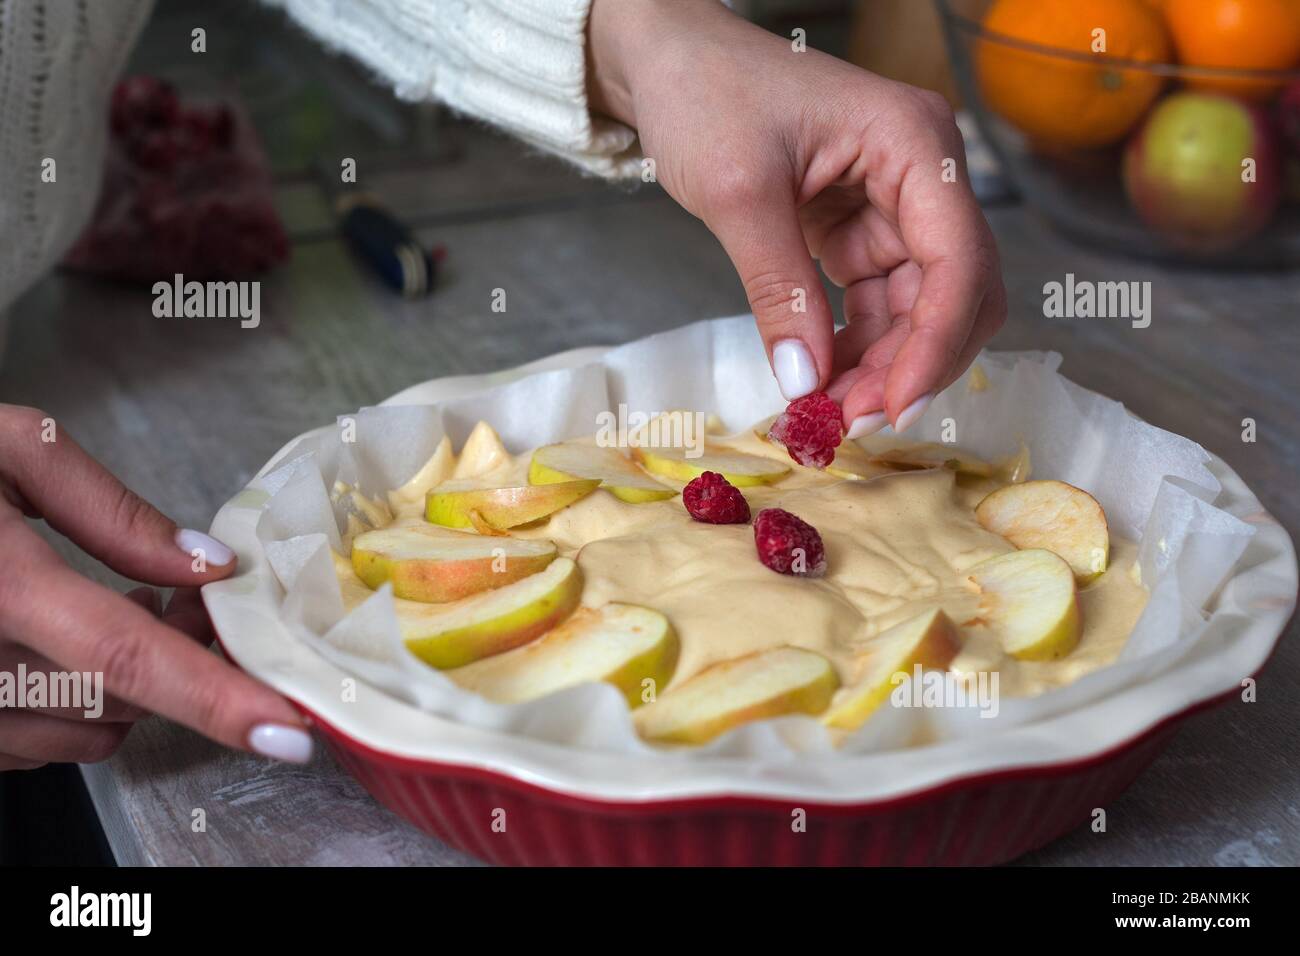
xmin=0 ymin=404 xmax=312 ymax=770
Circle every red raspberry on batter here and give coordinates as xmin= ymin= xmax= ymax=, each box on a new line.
xmin=768 ymin=391 xmax=843 ymax=469
xmin=682 ymin=471 xmax=750 ymax=524
xmin=753 ymin=508 xmax=826 ymax=576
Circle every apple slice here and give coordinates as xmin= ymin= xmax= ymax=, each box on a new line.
xmin=822 ymin=609 xmax=961 ymax=730
xmin=529 ymin=442 xmax=676 ymax=503
xmin=825 ymin=441 xmax=894 ymax=481
xmin=451 ymin=421 xmax=511 ymax=480
xmin=633 ymin=646 xmax=839 ymax=745
xmin=870 ymin=443 xmax=993 ymax=477
xmin=400 ymin=557 xmax=583 ymax=668
xmin=425 ymin=478 xmax=600 ymax=531
xmin=965 ymin=549 xmax=1080 ymax=661
xmin=352 ymin=524 xmax=556 ymax=603
xmin=975 ymin=479 xmax=1110 ymax=582
xmin=631 ymin=444 xmax=790 ymax=486
xmin=448 ymin=603 xmax=679 ymax=706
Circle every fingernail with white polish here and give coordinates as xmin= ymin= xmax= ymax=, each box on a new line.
xmin=893 ymin=392 xmax=935 ymax=434
xmin=249 ymin=724 xmax=314 ymax=764
xmin=175 ymin=528 xmax=235 ymax=567
xmin=772 ymin=339 xmax=818 ymax=400
xmin=846 ymin=412 xmax=889 ymax=440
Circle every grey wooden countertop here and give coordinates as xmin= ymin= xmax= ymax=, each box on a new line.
xmin=3 ymin=118 xmax=1296 ymax=867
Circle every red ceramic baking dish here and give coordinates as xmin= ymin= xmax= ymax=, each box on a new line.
xmin=204 ymin=322 xmax=1296 ymax=865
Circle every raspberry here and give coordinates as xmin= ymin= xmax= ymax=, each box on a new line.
xmin=682 ymin=471 xmax=750 ymax=524
xmin=768 ymin=391 xmax=843 ymax=469
xmin=753 ymin=508 xmax=826 ymax=576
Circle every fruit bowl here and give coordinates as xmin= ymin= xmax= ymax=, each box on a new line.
xmin=937 ymin=0 xmax=1300 ymax=266
xmin=202 ymin=317 xmax=1296 ymax=865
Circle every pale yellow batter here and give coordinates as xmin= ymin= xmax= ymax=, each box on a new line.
xmin=334 ymin=423 xmax=1149 ymax=701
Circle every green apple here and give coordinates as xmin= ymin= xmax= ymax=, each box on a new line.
xmin=400 ymin=557 xmax=583 ymax=668
xmin=822 ymin=609 xmax=961 ymax=731
xmin=1123 ymin=92 xmax=1282 ymax=251
xmin=975 ymin=479 xmax=1110 ymax=583
xmin=425 ymin=478 xmax=600 ymax=531
xmin=630 ymin=444 xmax=789 ymax=486
xmin=448 ymin=602 xmax=678 ymax=707
xmin=965 ymin=549 xmax=1080 ymax=661
xmin=529 ymin=442 xmax=675 ymax=503
xmin=633 ymin=646 xmax=839 ymax=745
xmin=870 ymin=443 xmax=993 ymax=477
xmin=352 ymin=524 xmax=556 ymax=603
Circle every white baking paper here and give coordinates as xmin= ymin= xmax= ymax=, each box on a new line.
xmin=251 ymin=316 xmax=1256 ymax=759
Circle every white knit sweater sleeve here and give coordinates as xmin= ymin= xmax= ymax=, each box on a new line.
xmin=267 ymin=0 xmax=643 ymax=178
xmin=0 ymin=0 xmax=153 ymax=320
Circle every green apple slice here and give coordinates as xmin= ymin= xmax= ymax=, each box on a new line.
xmin=871 ymin=443 xmax=993 ymax=477
xmin=352 ymin=524 xmax=556 ymax=603
xmin=529 ymin=442 xmax=676 ymax=503
xmin=425 ymin=478 xmax=600 ymax=530
xmin=634 ymin=646 xmax=839 ymax=745
xmin=400 ymin=557 xmax=583 ymax=668
xmin=975 ymin=479 xmax=1110 ymax=582
xmin=630 ymin=444 xmax=789 ymax=486
xmin=966 ymin=549 xmax=1080 ymax=661
xmin=448 ymin=603 xmax=678 ymax=707
xmin=822 ymin=609 xmax=961 ymax=730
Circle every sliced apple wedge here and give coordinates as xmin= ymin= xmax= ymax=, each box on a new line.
xmin=529 ymin=442 xmax=676 ymax=503
xmin=447 ymin=603 xmax=678 ymax=706
xmin=400 ymin=557 xmax=583 ymax=668
xmin=630 ymin=444 xmax=790 ymax=486
xmin=870 ymin=443 xmax=993 ymax=477
xmin=352 ymin=525 xmax=556 ymax=603
xmin=822 ymin=609 xmax=961 ymax=730
xmin=825 ymin=441 xmax=893 ymax=481
xmin=975 ymin=479 xmax=1110 ymax=582
xmin=633 ymin=646 xmax=839 ymax=745
xmin=451 ymin=421 xmax=510 ymax=480
xmin=965 ymin=549 xmax=1080 ymax=661
xmin=425 ymin=478 xmax=600 ymax=530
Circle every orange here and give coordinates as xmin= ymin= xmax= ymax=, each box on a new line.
xmin=1164 ymin=0 xmax=1300 ymax=100
xmin=976 ymin=0 xmax=1173 ymax=149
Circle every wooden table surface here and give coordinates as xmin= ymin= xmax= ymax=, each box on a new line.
xmin=3 ymin=112 xmax=1297 ymax=866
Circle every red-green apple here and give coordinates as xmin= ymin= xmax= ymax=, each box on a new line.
xmin=1124 ymin=92 xmax=1282 ymax=251
xmin=975 ymin=479 xmax=1110 ymax=583
xmin=448 ymin=602 xmax=679 ymax=706
xmin=633 ymin=646 xmax=839 ymax=744
xmin=400 ymin=557 xmax=583 ymax=668
xmin=352 ymin=524 xmax=556 ymax=602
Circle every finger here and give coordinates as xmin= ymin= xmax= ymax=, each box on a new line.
xmin=0 ymin=407 xmax=236 ymax=586
xmin=0 ymin=709 xmax=130 ymax=764
xmin=0 ymin=754 xmax=47 ymax=771
xmin=832 ymin=279 xmax=892 ymax=374
xmin=879 ymin=163 xmax=997 ymax=425
xmin=10 ymin=567 xmax=313 ymax=763
xmin=0 ymin=641 xmax=144 ymax=722
xmin=162 ymin=587 xmax=216 ymax=648
xmin=816 ymin=204 xmax=909 ymax=290
xmin=707 ymin=190 xmax=835 ymax=401
xmin=839 ymin=324 xmax=911 ymax=433
xmin=125 ymin=585 xmax=162 ymax=617
xmin=941 ymin=277 xmax=1007 ymax=393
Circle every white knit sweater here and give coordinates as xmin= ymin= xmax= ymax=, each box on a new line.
xmin=0 ymin=0 xmax=639 ymax=328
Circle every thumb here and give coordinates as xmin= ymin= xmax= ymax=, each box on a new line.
xmin=4 ymin=409 xmax=235 ymax=586
xmin=709 ymin=194 xmax=835 ymax=401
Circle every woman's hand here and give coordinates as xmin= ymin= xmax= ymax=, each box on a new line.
xmin=0 ymin=405 xmax=311 ymax=770
xmin=588 ymin=0 xmax=1005 ymax=435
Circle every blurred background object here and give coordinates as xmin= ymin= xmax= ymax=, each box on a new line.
xmin=937 ymin=0 xmax=1300 ymax=266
